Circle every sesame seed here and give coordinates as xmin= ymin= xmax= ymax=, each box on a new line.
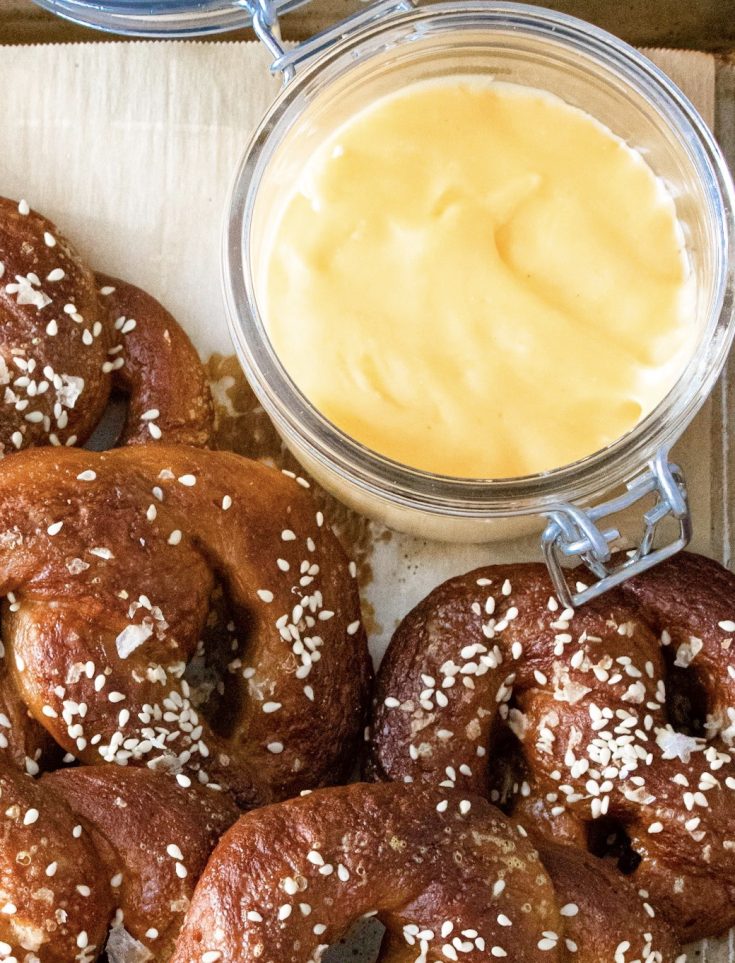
xmin=47 ymin=268 xmax=65 ymax=282
xmin=18 ymin=199 xmax=29 ymax=216
xmin=178 ymin=474 xmax=196 ymax=487
xmin=222 ymin=495 xmax=232 ymax=510
xmin=538 ymin=934 xmax=558 ymax=951
xmin=168 ymin=530 xmax=182 ymax=546
xmin=47 ymin=521 xmax=63 ymax=536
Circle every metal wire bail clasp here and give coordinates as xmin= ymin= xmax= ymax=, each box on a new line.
xmin=541 ymin=450 xmax=692 ymax=610
xmin=244 ymin=0 xmax=417 ymax=82
xmin=242 ymin=0 xmax=293 ymax=81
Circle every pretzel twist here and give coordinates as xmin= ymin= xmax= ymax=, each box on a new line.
xmin=368 ymin=553 xmax=735 ymax=945
xmin=0 ymin=198 xmax=213 ymax=453
xmin=172 ymin=782 xmax=679 ymax=963
xmin=0 ymin=444 xmax=371 ymax=805
xmin=0 ymin=761 xmax=236 ymax=963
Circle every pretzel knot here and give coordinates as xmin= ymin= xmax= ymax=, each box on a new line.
xmin=0 ymin=761 xmax=237 ymax=962
xmin=0 ymin=445 xmax=371 ymax=806
xmin=368 ymin=553 xmax=735 ymax=946
xmin=0 ymin=197 xmax=213 ymax=453
xmin=172 ymin=782 xmax=679 ymax=963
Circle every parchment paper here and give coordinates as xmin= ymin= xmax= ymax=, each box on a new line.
xmin=0 ymin=38 xmax=730 ymax=962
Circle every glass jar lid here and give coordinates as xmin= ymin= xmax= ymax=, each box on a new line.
xmin=31 ymin=0 xmax=309 ymax=37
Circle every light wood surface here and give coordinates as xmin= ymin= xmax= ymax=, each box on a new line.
xmin=3 ymin=0 xmax=735 ymax=49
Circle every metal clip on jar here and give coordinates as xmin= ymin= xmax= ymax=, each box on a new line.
xmin=34 ymin=0 xmax=735 ymax=609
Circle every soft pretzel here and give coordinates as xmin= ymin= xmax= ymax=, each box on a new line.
xmin=171 ymin=782 xmax=679 ymax=963
xmin=0 ymin=761 xmax=236 ymax=962
xmin=0 ymin=197 xmax=213 ymax=453
xmin=367 ymin=552 xmax=735 ymax=944
xmin=0 ymin=444 xmax=370 ymax=805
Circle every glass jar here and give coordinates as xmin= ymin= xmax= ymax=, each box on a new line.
xmin=31 ymin=0 xmax=305 ymax=37
xmin=224 ymin=0 xmax=735 ymax=606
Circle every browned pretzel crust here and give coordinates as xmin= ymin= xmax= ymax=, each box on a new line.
xmin=171 ymin=783 xmax=573 ymax=963
xmin=0 ymin=198 xmax=213 ymax=453
xmin=44 ymin=766 xmax=238 ymax=961
xmin=0 ymin=444 xmax=371 ymax=806
xmin=96 ymin=274 xmax=213 ymax=448
xmin=0 ymin=761 xmax=235 ymax=962
xmin=368 ymin=552 xmax=735 ymax=945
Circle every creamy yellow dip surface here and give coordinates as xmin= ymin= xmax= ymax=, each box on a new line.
xmin=262 ymin=80 xmax=694 ymax=478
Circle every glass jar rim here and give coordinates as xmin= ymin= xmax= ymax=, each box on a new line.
xmin=31 ymin=0 xmax=307 ymax=37
xmin=224 ymin=0 xmax=735 ymax=520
